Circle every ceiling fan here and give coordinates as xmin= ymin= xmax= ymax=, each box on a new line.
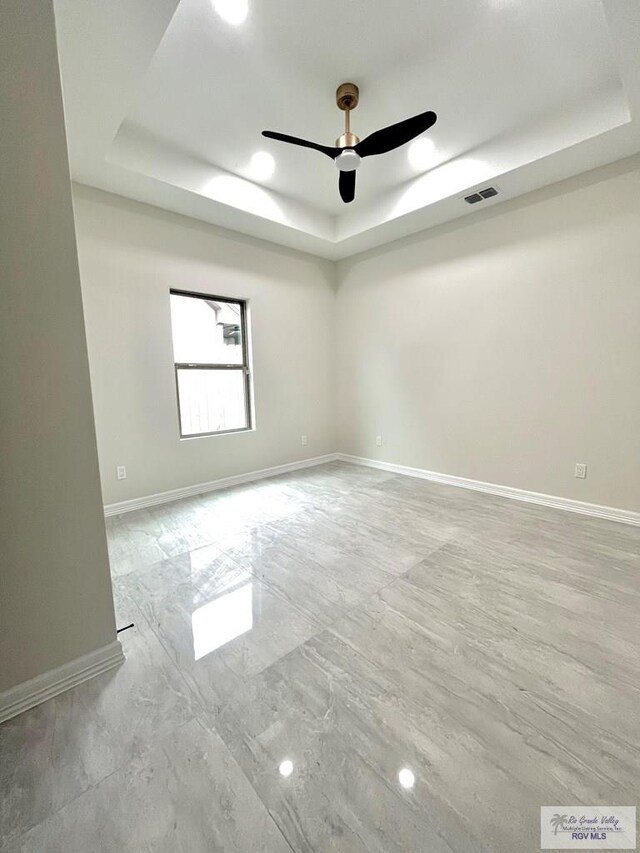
xmin=262 ymin=83 xmax=437 ymax=204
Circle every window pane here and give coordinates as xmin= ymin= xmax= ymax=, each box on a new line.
xmin=170 ymin=294 xmax=244 ymax=364
xmin=177 ymin=368 xmax=247 ymax=435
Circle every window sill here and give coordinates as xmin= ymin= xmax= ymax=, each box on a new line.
xmin=179 ymin=426 xmax=255 ymax=440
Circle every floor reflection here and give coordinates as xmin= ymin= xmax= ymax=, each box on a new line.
xmin=191 ymin=582 xmax=253 ymax=660
xmin=278 ymin=759 xmax=294 ymax=778
xmin=398 ymin=768 xmax=415 ymax=789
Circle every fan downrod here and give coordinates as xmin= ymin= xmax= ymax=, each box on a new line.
xmin=335 ymin=82 xmax=360 ymax=148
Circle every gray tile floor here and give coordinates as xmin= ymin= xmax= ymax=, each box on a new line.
xmin=1 ymin=462 xmax=639 ymax=852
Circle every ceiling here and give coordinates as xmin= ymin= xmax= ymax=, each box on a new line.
xmin=54 ymin=0 xmax=640 ymax=259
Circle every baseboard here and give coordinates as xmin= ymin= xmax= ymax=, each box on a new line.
xmin=337 ymin=453 xmax=640 ymax=527
xmin=103 ymin=449 xmax=640 ymax=526
xmin=0 ymin=640 xmax=125 ymax=724
xmin=104 ymin=453 xmax=339 ymax=516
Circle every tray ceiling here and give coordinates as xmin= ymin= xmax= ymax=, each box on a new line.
xmin=54 ymin=0 xmax=640 ymax=258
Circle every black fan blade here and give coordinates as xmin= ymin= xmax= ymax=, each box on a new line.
xmin=355 ymin=111 xmax=437 ymax=159
xmin=339 ymin=170 xmax=356 ymax=203
xmin=262 ymin=131 xmax=340 ymax=159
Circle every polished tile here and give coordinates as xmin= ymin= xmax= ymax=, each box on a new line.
xmin=3 ymin=462 xmax=640 ymax=853
xmin=8 ymin=719 xmax=292 ymax=853
xmin=212 ymin=544 xmax=639 ymax=851
xmin=106 ymin=477 xmax=312 ymax=576
xmin=309 ymin=489 xmax=460 ymax=554
xmin=267 ymin=509 xmax=425 ymax=576
xmin=0 ymin=601 xmax=196 ymax=845
xmin=212 ymin=637 xmax=481 ymax=853
xmin=234 ymin=538 xmax=396 ymax=625
xmin=120 ymin=548 xmax=324 ymax=713
xmin=106 ymin=518 xmax=170 ymax=577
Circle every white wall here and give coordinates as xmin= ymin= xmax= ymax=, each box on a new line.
xmin=336 ymin=158 xmax=640 ymax=513
xmin=75 ymin=159 xmax=640 ymax=516
xmin=0 ymin=0 xmax=116 ymax=691
xmin=73 ymin=186 xmax=336 ymax=505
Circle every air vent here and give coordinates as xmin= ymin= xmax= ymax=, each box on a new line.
xmin=463 ymin=186 xmax=499 ymax=205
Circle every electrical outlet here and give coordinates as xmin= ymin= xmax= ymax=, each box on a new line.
xmin=301 ymin=435 xmax=308 ymax=447
xmin=376 ymin=435 xmax=383 ymax=447
xmin=116 ymin=465 xmax=127 ymax=480
xmin=574 ymin=462 xmax=587 ymax=479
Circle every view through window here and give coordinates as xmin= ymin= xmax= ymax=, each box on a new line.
xmin=170 ymin=290 xmax=251 ymax=437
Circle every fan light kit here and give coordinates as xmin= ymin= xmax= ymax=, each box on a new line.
xmin=262 ymin=83 xmax=437 ymax=203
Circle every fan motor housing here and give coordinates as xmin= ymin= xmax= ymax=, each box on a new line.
xmin=335 ymin=131 xmax=360 ymax=148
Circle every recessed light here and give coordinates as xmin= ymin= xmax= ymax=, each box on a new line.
xmin=247 ymin=151 xmax=275 ymax=181
xmin=212 ymin=0 xmax=248 ymax=26
xmin=279 ymin=759 xmax=294 ymax=778
xmin=398 ymin=768 xmax=415 ymax=789
xmin=407 ymin=138 xmax=436 ymax=172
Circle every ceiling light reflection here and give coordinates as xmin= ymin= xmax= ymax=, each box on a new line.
xmin=247 ymin=151 xmax=275 ymax=181
xmin=212 ymin=0 xmax=248 ymax=25
xmin=392 ymin=156 xmax=493 ymax=219
xmin=398 ymin=768 xmax=415 ymax=789
xmin=203 ymin=174 xmax=286 ymax=223
xmin=279 ymin=759 xmax=294 ymax=778
xmin=407 ymin=138 xmax=437 ymax=172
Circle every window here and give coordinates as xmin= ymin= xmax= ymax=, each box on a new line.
xmin=169 ymin=290 xmax=251 ymax=437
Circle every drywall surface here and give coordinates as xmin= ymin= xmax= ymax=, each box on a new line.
xmin=73 ymin=186 xmax=336 ymax=505
xmin=336 ymin=159 xmax=640 ymax=512
xmin=76 ymin=158 xmax=640 ymax=514
xmin=0 ymin=0 xmax=116 ymax=690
